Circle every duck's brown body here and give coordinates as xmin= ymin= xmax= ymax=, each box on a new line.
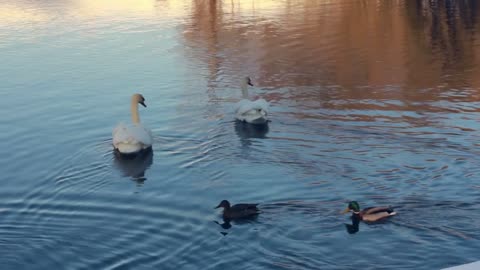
xmin=354 ymin=206 xmax=396 ymax=222
xmin=343 ymin=201 xmax=396 ymax=222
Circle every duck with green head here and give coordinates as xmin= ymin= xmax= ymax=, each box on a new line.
xmin=342 ymin=201 xmax=396 ymax=222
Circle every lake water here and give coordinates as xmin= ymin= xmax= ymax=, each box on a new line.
xmin=1 ymin=0 xmax=480 ymax=269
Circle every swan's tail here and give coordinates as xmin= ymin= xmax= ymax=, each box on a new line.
xmin=114 ymin=142 xmax=143 ymax=154
xmin=241 ymin=109 xmax=268 ymax=124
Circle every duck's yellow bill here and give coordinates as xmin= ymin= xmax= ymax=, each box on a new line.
xmin=341 ymin=208 xmax=350 ymax=214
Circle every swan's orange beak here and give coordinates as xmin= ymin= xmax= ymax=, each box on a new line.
xmin=341 ymin=208 xmax=350 ymax=214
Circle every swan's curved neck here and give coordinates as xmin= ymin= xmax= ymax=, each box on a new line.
xmin=131 ymin=99 xmax=140 ymax=124
xmin=241 ymin=81 xmax=249 ymax=99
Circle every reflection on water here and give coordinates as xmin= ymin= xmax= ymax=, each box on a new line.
xmin=1 ymin=0 xmax=480 ymax=270
xmin=214 ymin=220 xmax=232 ymax=231
xmin=214 ymin=215 xmax=259 ymax=236
xmin=183 ymin=0 xmax=480 ymax=108
xmin=113 ymin=149 xmax=153 ymax=184
xmin=345 ymin=216 xmax=361 ymax=235
xmin=234 ymin=121 xmax=269 ymax=140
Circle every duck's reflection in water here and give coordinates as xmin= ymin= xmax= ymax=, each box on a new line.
xmin=214 ymin=220 xmax=232 ymax=230
xmin=345 ymin=216 xmax=360 ymax=234
xmin=113 ymin=148 xmax=153 ymax=184
xmin=234 ymin=120 xmax=269 ymax=140
xmin=214 ymin=216 xmax=259 ymax=235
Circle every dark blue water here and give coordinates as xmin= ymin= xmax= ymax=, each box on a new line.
xmin=1 ymin=1 xmax=479 ymax=269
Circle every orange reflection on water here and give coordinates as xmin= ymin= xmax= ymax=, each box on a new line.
xmin=2 ymin=0 xmax=480 ymax=109
xmin=182 ymin=0 xmax=480 ymax=112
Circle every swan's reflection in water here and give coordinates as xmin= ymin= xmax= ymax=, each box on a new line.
xmin=234 ymin=120 xmax=269 ymax=140
xmin=113 ymin=148 xmax=153 ymax=184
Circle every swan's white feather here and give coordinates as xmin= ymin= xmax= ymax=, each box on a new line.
xmin=113 ymin=122 xmax=152 ymax=154
xmin=234 ymin=98 xmax=269 ymax=124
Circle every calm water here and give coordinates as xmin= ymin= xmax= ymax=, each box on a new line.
xmin=1 ymin=0 xmax=480 ymax=269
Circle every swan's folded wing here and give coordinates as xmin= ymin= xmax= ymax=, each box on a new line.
xmin=252 ymin=99 xmax=269 ymax=111
xmin=234 ymin=99 xmax=250 ymax=114
xmin=113 ymin=123 xmax=152 ymax=147
xmin=113 ymin=123 xmax=132 ymax=145
xmin=130 ymin=124 xmax=153 ymax=146
xmin=235 ymin=99 xmax=270 ymax=115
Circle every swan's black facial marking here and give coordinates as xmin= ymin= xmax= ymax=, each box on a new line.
xmin=139 ymin=96 xmax=146 ymax=107
xmin=247 ymin=77 xmax=253 ymax=86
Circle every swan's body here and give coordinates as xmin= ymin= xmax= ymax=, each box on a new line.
xmin=113 ymin=123 xmax=152 ymax=154
xmin=234 ymin=77 xmax=269 ymax=124
xmin=113 ymin=94 xmax=152 ymax=155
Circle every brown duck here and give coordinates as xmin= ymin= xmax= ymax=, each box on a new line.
xmin=215 ymin=200 xmax=260 ymax=220
xmin=342 ymin=201 xmax=396 ymax=222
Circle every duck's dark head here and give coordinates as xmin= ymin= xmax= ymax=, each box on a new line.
xmin=342 ymin=201 xmax=360 ymax=214
xmin=215 ymin=200 xmax=231 ymax=209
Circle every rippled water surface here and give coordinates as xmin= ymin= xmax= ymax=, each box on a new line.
xmin=1 ymin=1 xmax=480 ymax=269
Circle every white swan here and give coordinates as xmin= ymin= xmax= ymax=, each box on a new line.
xmin=112 ymin=93 xmax=153 ymax=155
xmin=234 ymin=77 xmax=269 ymax=124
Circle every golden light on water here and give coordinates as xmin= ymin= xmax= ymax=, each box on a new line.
xmin=0 ymin=0 xmax=328 ymax=26
xmin=75 ymin=0 xmax=156 ymax=17
xmin=0 ymin=4 xmax=49 ymax=25
xmin=1 ymin=0 xmax=480 ymax=90
xmin=0 ymin=0 xmax=191 ymax=27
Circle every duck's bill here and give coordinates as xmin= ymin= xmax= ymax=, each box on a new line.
xmin=214 ymin=204 xmax=221 ymax=209
xmin=341 ymin=208 xmax=350 ymax=214
xmin=248 ymin=82 xmax=254 ymax=86
xmin=140 ymin=101 xmax=147 ymax=107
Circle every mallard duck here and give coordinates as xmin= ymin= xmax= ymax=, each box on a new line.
xmin=113 ymin=93 xmax=153 ymax=155
xmin=215 ymin=200 xmax=260 ymax=220
xmin=341 ymin=201 xmax=396 ymax=222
